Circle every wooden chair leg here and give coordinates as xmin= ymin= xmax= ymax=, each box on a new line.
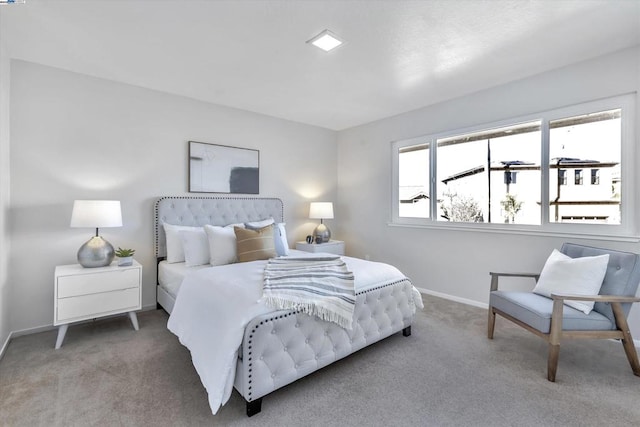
xmin=547 ymin=344 xmax=560 ymax=382
xmin=487 ymin=306 xmax=496 ymax=339
xmin=620 ymin=338 xmax=640 ymax=377
xmin=487 ymin=276 xmax=499 ymax=339
xmin=611 ymin=302 xmax=640 ymax=376
xmin=547 ymin=298 xmax=564 ymax=382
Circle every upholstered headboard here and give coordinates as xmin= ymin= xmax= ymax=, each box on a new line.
xmin=154 ymin=196 xmax=284 ymax=259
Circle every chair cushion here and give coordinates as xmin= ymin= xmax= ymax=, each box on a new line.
xmin=532 ymin=249 xmax=609 ymax=314
xmin=490 ymin=291 xmax=614 ymax=334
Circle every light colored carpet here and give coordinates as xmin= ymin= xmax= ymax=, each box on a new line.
xmin=1 ymin=295 xmax=639 ymax=426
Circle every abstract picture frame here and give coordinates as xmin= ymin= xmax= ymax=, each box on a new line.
xmin=188 ymin=141 xmax=260 ymax=194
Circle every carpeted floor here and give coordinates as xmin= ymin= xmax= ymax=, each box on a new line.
xmin=1 ymin=295 xmax=639 ymax=426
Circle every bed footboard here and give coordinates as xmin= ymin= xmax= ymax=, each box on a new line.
xmin=234 ymin=279 xmax=415 ymax=416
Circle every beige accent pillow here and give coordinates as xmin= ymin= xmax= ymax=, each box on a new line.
xmin=235 ymin=225 xmax=277 ymax=263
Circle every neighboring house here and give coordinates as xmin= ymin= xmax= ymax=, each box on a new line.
xmin=399 ymin=187 xmax=429 ymax=218
xmin=549 ymin=158 xmax=620 ymax=223
xmin=440 ymin=159 xmax=619 ymax=224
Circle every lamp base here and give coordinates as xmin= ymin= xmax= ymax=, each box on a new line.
xmin=77 ymin=236 xmax=115 ymax=268
xmin=313 ymin=223 xmax=331 ymax=244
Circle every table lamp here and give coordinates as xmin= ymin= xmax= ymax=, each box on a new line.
xmin=309 ymin=202 xmax=333 ymax=244
xmin=70 ymin=200 xmax=122 ymax=268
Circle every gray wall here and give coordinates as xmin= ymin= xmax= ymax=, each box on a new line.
xmin=336 ymin=47 xmax=640 ymax=337
xmin=8 ymin=60 xmax=337 ymax=333
xmin=0 ymin=12 xmax=10 ymax=351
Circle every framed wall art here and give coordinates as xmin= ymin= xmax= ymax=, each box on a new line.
xmin=189 ymin=141 xmax=259 ymax=194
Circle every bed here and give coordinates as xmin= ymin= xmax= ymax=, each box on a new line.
xmin=155 ymin=196 xmax=421 ymax=416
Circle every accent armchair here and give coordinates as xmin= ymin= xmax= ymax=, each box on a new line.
xmin=488 ymin=243 xmax=640 ymax=382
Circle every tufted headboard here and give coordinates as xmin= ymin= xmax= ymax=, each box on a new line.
xmin=154 ymin=196 xmax=284 ymax=259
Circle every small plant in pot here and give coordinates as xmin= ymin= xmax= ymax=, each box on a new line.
xmin=115 ymin=247 xmax=135 ymax=266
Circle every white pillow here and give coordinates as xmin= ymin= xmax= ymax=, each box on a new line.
xmin=533 ymin=249 xmax=609 ymax=314
xmin=245 ymin=218 xmax=275 ymax=228
xmin=204 ymin=223 xmax=244 ymax=266
xmin=163 ymin=223 xmax=203 ymax=263
xmin=179 ymin=229 xmax=210 ymax=267
xmin=245 ymin=218 xmax=289 ymax=256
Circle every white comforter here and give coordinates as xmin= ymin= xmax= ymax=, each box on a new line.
xmin=167 ymin=254 xmax=422 ymax=414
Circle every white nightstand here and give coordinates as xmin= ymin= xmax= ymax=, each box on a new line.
xmin=54 ymin=260 xmax=142 ymax=349
xmin=295 ymin=240 xmax=345 ymax=256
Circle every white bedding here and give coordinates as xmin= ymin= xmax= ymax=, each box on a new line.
xmin=167 ymin=253 xmax=422 ymax=415
xmin=158 ymin=260 xmax=208 ymax=298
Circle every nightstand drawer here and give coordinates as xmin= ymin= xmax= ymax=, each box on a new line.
xmin=57 ymin=287 xmax=140 ymax=323
xmin=57 ymin=268 xmax=140 ymax=298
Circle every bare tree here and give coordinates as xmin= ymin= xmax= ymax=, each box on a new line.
xmin=440 ymin=189 xmax=483 ymax=222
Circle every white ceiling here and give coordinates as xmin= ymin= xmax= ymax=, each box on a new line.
xmin=3 ymin=0 xmax=639 ymax=130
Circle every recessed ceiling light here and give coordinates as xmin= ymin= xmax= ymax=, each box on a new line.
xmin=307 ymin=30 xmax=343 ymax=52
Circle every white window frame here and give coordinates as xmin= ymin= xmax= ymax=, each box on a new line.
xmin=390 ymin=94 xmax=637 ymax=241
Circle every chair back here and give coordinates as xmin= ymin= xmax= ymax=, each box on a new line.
xmin=561 ymin=243 xmax=640 ymax=325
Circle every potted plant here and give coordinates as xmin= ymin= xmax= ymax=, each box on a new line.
xmin=115 ymin=247 xmax=135 ymax=266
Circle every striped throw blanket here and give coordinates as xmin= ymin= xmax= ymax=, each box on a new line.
xmin=263 ymin=256 xmax=356 ymax=329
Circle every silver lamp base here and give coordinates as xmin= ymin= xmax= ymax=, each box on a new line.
xmin=313 ymin=223 xmax=331 ymax=244
xmin=77 ymin=236 xmax=115 ymax=268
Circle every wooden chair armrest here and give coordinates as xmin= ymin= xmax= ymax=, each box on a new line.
xmin=551 ymin=293 xmax=640 ymax=303
xmin=489 ymin=272 xmax=540 ymax=278
xmin=489 ymin=272 xmax=540 ymax=291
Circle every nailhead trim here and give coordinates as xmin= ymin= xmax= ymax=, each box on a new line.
xmin=355 ymin=278 xmax=412 ymax=295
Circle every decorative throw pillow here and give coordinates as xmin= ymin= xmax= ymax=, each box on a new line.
xmin=204 ymin=223 xmax=245 ymax=266
xmin=532 ymin=249 xmax=609 ymax=314
xmin=163 ymin=223 xmax=203 ymax=263
xmin=179 ymin=229 xmax=210 ymax=267
xmin=245 ymin=218 xmax=289 ymax=256
xmin=235 ymin=225 xmax=277 ymax=262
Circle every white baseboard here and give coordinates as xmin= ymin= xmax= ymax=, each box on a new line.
xmin=416 ymin=287 xmax=489 ymax=309
xmin=11 ymin=323 xmax=56 ymax=338
xmin=0 ymin=331 xmax=13 ymax=361
xmin=0 ymin=305 xmax=160 ymax=360
xmin=1 ymin=323 xmax=54 ymax=361
xmin=415 ymin=287 xmax=640 ymax=348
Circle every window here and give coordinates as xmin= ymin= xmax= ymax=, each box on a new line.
xmin=549 ymin=109 xmax=621 ymax=224
xmin=435 ymin=121 xmax=541 ymax=224
xmin=398 ymin=143 xmax=429 ymax=218
xmin=574 ymin=169 xmax=583 ymax=185
xmin=559 ymin=169 xmax=567 ymax=185
xmin=392 ymin=95 xmax=634 ymax=236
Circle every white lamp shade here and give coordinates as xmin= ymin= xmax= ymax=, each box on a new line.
xmin=309 ymin=202 xmax=334 ymax=219
xmin=70 ymin=200 xmax=123 ymax=228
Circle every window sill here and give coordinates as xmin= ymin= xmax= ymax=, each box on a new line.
xmin=387 ymin=221 xmax=640 ymax=243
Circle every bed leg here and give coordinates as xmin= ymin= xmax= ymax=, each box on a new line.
xmin=402 ymin=326 xmax=411 ymax=337
xmin=246 ymin=398 xmax=262 ymax=417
